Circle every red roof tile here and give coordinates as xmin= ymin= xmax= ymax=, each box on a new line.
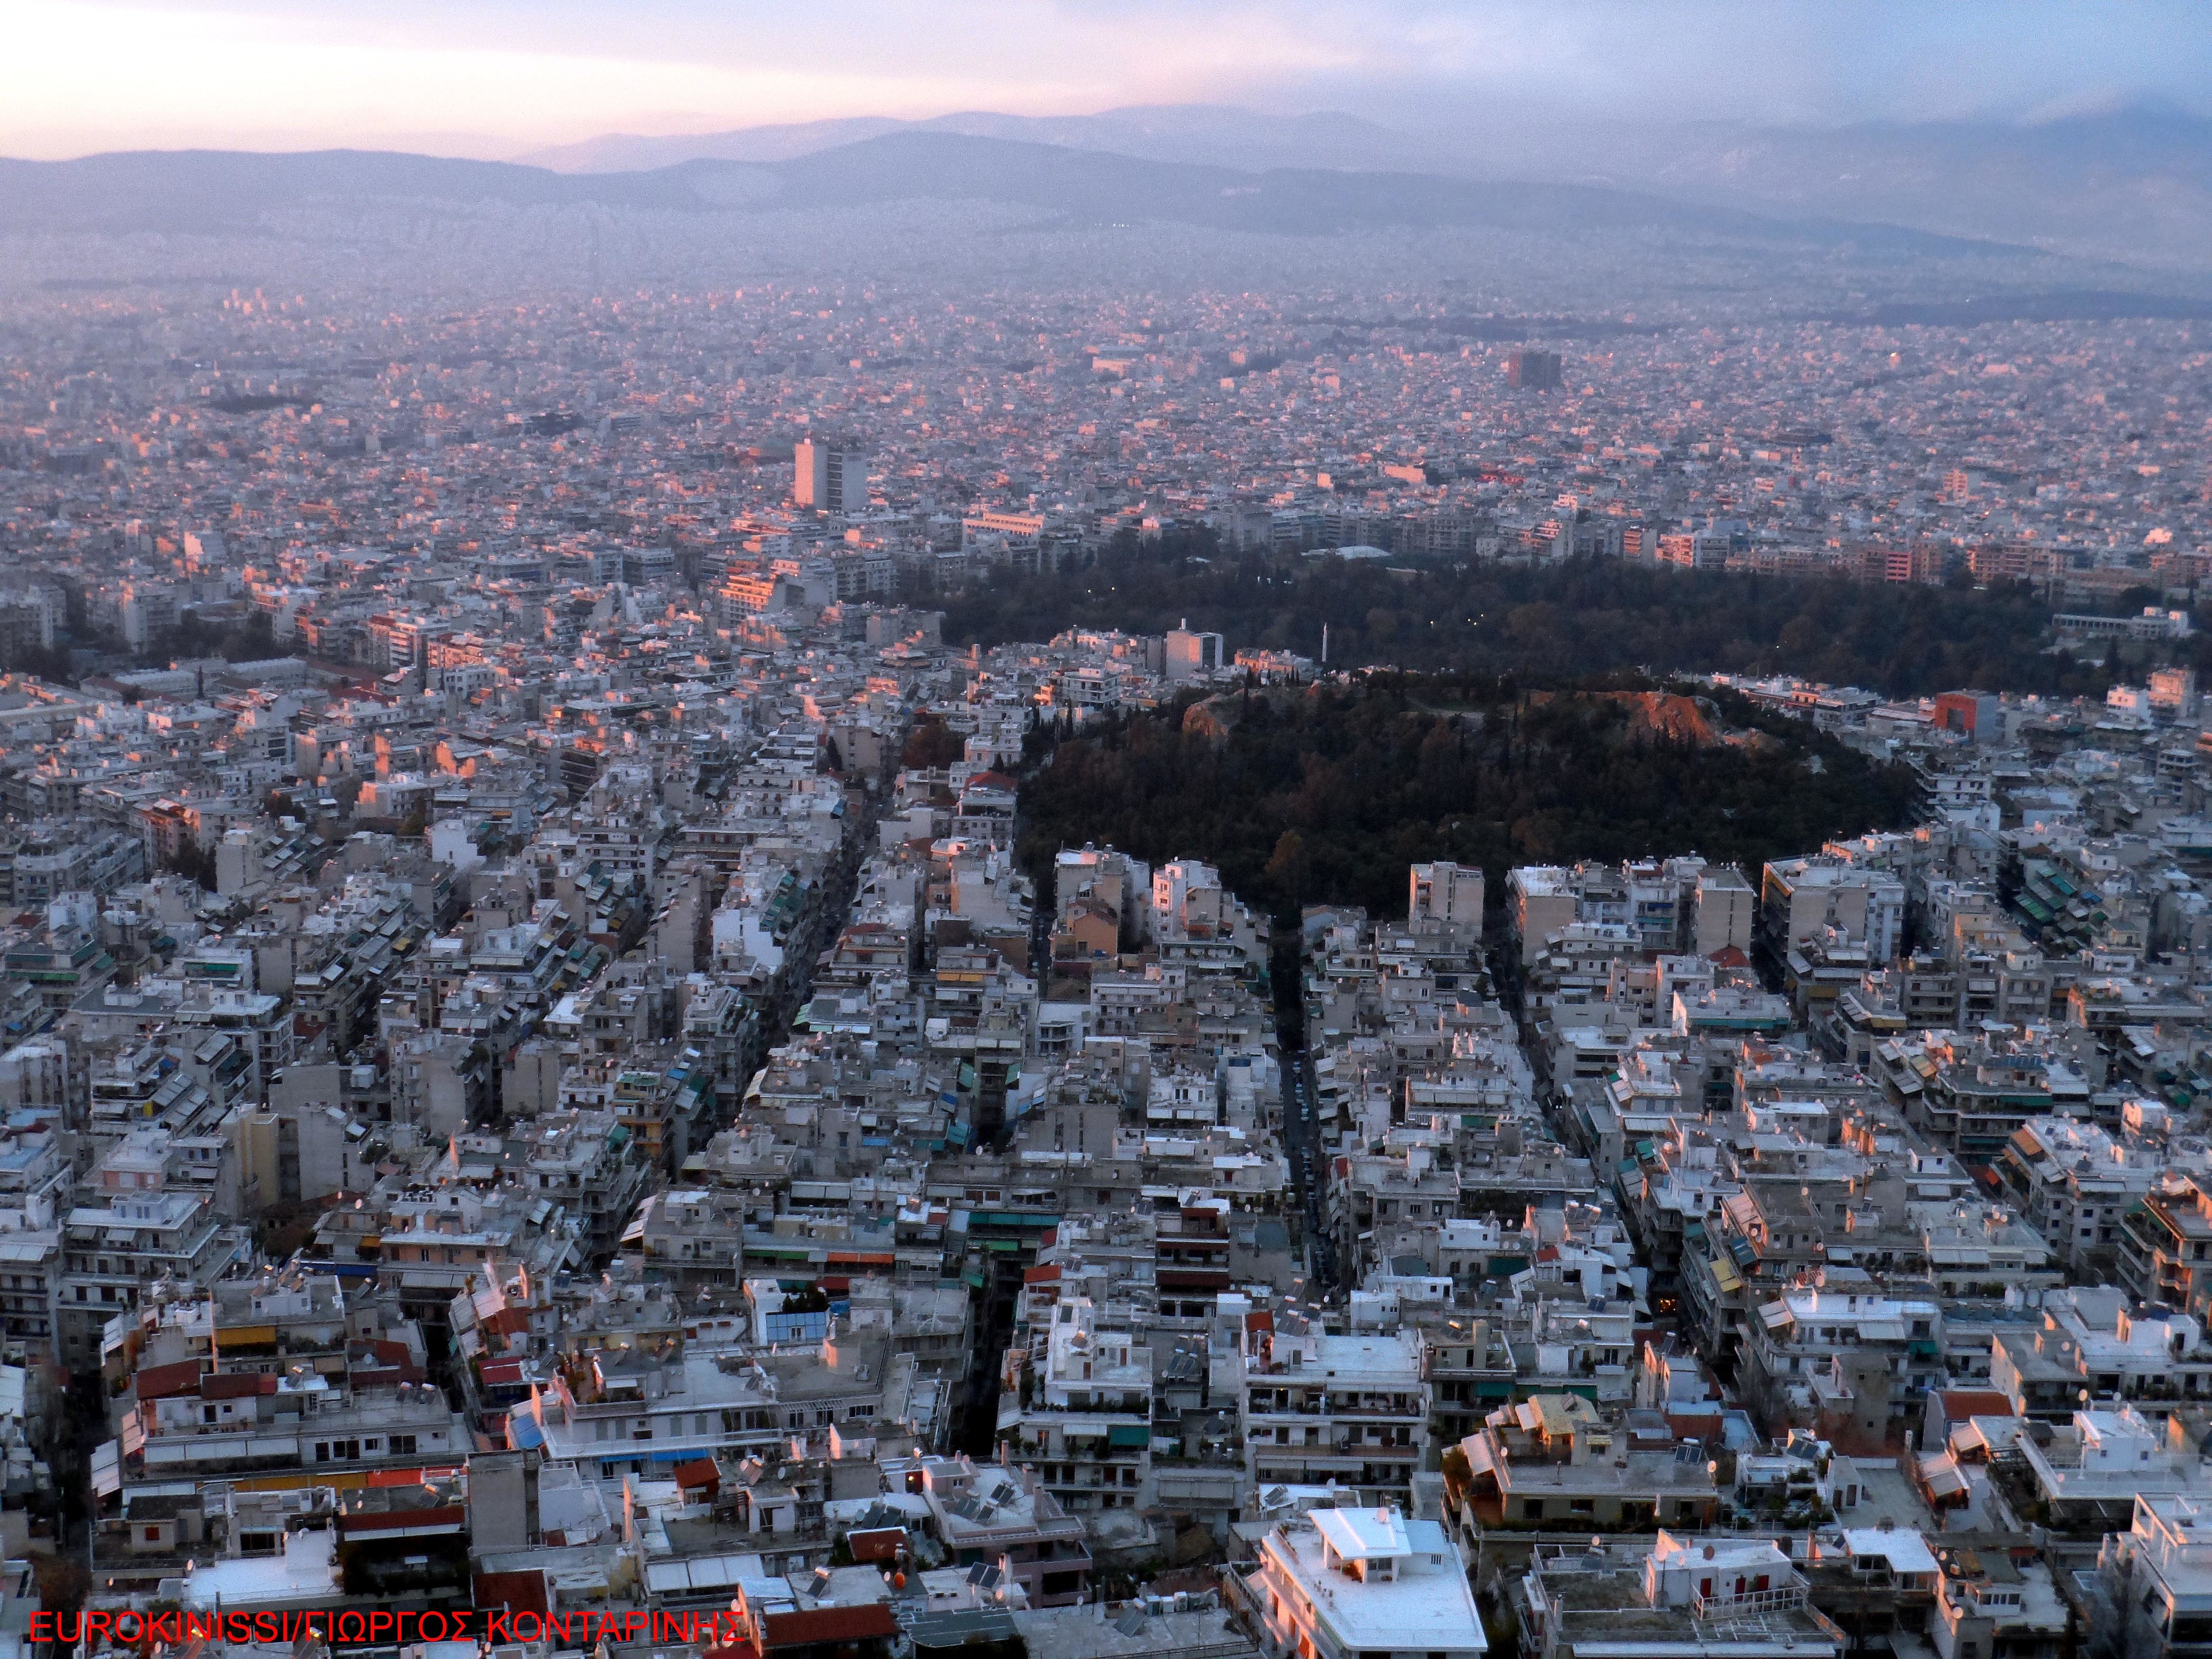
xmin=134 ymin=1359 xmax=206 ymax=1400
xmin=761 ymin=1606 xmax=897 ymax=1648
xmin=201 ymin=1371 xmax=275 ymax=1399
xmin=1934 ymin=1389 xmax=2017 ymax=1419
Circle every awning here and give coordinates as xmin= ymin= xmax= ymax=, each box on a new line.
xmin=1108 ymin=1423 xmax=1149 ymax=1449
xmin=1916 ymin=1454 xmax=1967 ymax=1499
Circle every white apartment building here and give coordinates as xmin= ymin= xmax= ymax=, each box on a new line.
xmin=2096 ymin=1494 xmax=2212 ymax=1659
xmin=998 ymin=1296 xmax=1153 ymax=1517
xmin=1760 ymin=858 xmax=1906 ymax=964
xmin=1245 ymin=1505 xmax=1485 ymax=1659
xmin=1997 ymin=1116 xmax=2160 ymax=1273
xmin=1240 ymin=1311 xmax=1429 ymax=1505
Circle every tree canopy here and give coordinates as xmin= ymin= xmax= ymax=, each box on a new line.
xmin=1016 ymin=676 xmax=1924 ymax=924
xmin=946 ymin=529 xmax=2134 ymax=700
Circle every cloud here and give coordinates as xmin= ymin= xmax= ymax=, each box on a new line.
xmin=6 ymin=0 xmax=2209 ymax=159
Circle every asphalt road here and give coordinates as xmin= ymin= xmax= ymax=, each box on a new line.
xmin=1282 ymin=1048 xmax=1335 ymax=1289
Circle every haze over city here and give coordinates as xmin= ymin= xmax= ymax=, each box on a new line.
xmin=5 ymin=8 xmax=2212 ymax=1659
xmin=10 ymin=1 xmax=2212 ymax=157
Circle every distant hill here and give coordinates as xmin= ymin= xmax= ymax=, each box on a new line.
xmin=752 ymin=132 xmax=1819 ymax=241
xmin=519 ymin=115 xmax=910 ymax=173
xmin=0 ymin=147 xmax=703 ymax=235
xmin=1618 ymin=110 xmax=2212 ymax=271
xmin=517 ymin=104 xmax=1440 ymax=176
xmin=514 ymin=103 xmax=2212 ymax=270
xmin=0 ymin=131 xmax=1975 ymax=251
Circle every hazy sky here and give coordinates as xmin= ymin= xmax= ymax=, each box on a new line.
xmin=7 ymin=0 xmax=2211 ymax=160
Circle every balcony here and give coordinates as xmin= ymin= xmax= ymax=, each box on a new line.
xmin=1692 ymin=1583 xmax=1809 ymax=1621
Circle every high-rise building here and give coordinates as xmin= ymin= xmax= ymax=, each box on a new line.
xmin=1507 ymin=349 xmax=1563 ymax=391
xmin=1164 ymin=621 xmax=1224 ymax=682
xmin=1409 ymin=861 xmax=1483 ymax=927
xmin=794 ymin=438 xmax=866 ymax=512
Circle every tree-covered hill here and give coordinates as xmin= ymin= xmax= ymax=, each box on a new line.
xmin=1016 ymin=676 xmax=1925 ymax=924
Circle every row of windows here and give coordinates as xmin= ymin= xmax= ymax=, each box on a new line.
xmin=1041 ymin=1464 xmax=1140 ymax=1487
xmin=588 ymin=1403 xmax=871 ymax=1441
xmin=311 ymin=1434 xmax=418 ymax=1460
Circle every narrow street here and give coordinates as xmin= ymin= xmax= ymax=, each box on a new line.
xmin=1283 ymin=1046 xmax=1333 ymax=1290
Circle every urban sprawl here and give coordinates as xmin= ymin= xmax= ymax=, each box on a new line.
xmin=0 ymin=283 xmax=2205 ymax=1659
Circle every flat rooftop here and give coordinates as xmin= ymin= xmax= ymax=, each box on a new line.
xmin=1264 ymin=1517 xmax=1483 ymax=1653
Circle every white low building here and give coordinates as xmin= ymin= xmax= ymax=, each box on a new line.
xmin=1244 ymin=1505 xmax=1485 ymax=1659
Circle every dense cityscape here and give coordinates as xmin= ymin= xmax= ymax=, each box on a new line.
xmin=6 ymin=44 xmax=2212 ymax=1659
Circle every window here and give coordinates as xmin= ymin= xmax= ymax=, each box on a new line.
xmin=143 ymin=1526 xmax=161 ymax=1543
xmin=392 ymin=1435 xmax=416 ymax=1455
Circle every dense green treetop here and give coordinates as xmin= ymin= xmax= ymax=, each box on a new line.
xmin=947 ymin=528 xmax=2138 ymax=699
xmin=1017 ymin=676 xmax=1925 ymax=925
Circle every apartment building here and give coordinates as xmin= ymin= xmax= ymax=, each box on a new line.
xmin=1242 ymin=1505 xmax=1485 ymax=1659
xmin=1239 ymin=1310 xmax=1428 ymax=1505
xmin=2095 ymin=1494 xmax=2212 ymax=1659
xmin=997 ymin=1296 xmax=1153 ymax=1518
xmin=63 ymin=1190 xmax=249 ymax=1371
xmin=2119 ymin=1175 xmax=2212 ymax=1320
xmin=1760 ymin=857 xmax=1906 ymax=964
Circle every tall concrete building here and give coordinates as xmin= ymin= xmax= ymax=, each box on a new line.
xmin=1507 ymin=349 xmax=1563 ymax=390
xmin=794 ymin=438 xmax=865 ymax=512
xmin=1693 ymin=865 xmax=1756 ymax=956
xmin=1409 ymin=861 xmax=1483 ymax=927
xmin=1164 ymin=622 xmax=1224 ymax=682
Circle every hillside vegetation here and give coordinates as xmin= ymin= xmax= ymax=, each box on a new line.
xmin=1016 ymin=676 xmax=1925 ymax=924
xmin=946 ymin=530 xmax=2143 ymax=699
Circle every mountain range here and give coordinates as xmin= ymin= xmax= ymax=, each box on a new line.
xmin=0 ymin=129 xmax=2011 ymax=253
xmin=515 ymin=105 xmax=1449 ymax=176
xmin=514 ymin=104 xmax=2212 ymax=272
xmin=6 ymin=105 xmax=2211 ymax=273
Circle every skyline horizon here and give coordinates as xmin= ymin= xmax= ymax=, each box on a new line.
xmin=10 ymin=93 xmax=2212 ymax=173
xmin=6 ymin=1 xmax=2210 ymax=162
